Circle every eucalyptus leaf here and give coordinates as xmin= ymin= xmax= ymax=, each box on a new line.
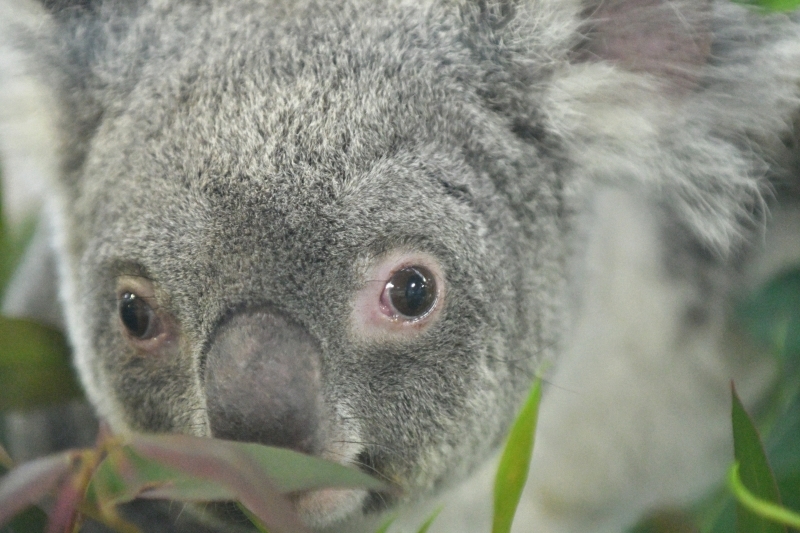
xmin=237 ymin=502 xmax=271 ymax=533
xmin=129 ymin=434 xmax=307 ymax=533
xmin=91 ymin=445 xmax=234 ymax=506
xmin=241 ymin=442 xmax=387 ymax=493
xmin=728 ymin=464 xmax=800 ymax=530
xmin=731 ymin=384 xmax=786 ymax=533
xmin=129 ymin=433 xmax=386 ymax=494
xmin=372 ymin=514 xmax=396 ymax=533
xmin=47 ymin=470 xmax=85 ymax=533
xmin=0 ymin=450 xmax=76 ymax=529
xmin=414 ymin=507 xmax=442 ymax=533
xmin=733 ymin=0 xmax=800 ymax=11
xmin=492 ymin=377 xmax=542 ymax=533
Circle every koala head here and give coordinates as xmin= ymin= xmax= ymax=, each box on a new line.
xmin=15 ymin=0 xmax=731 ymax=528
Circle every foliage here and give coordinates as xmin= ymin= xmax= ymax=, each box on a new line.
xmin=734 ymin=0 xmax=800 ymax=11
xmin=0 ymin=429 xmax=386 ymax=533
xmin=0 ymin=317 xmax=80 ymax=411
xmin=722 ymin=273 xmax=800 ymax=533
xmin=492 ymin=378 xmax=542 ymax=533
xmin=0 ymin=168 xmax=81 ymax=412
xmin=728 ymin=464 xmax=800 ymax=530
xmin=730 ymin=385 xmax=786 ymax=533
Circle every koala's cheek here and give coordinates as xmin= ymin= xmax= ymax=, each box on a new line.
xmin=104 ymin=344 xmax=204 ymax=434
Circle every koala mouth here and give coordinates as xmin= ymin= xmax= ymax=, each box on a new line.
xmin=287 ymin=453 xmax=402 ymax=528
xmin=194 ymin=486 xmax=393 ymax=531
xmin=353 ymin=449 xmax=398 ymax=515
xmin=292 ymin=449 xmax=398 ymax=527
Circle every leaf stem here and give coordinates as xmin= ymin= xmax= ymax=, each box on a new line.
xmin=727 ymin=462 xmax=800 ymax=529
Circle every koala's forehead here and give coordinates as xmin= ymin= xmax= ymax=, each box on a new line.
xmin=66 ymin=0 xmax=531 ymax=326
xmin=75 ymin=0 xmax=474 ymax=197
xmin=96 ymin=0 xmax=467 ymax=165
xmin=74 ymin=3 xmax=488 ymax=239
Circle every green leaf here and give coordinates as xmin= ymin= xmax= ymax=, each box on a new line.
xmin=237 ymin=502 xmax=271 ymax=533
xmin=129 ymin=434 xmax=386 ymax=495
xmin=730 ymin=384 xmax=786 ymax=533
xmin=372 ymin=514 xmax=397 ymax=533
xmin=414 ymin=507 xmax=442 ymax=533
xmin=128 ymin=434 xmax=307 ymax=533
xmin=90 ymin=445 xmax=235 ymax=507
xmin=492 ymin=377 xmax=542 ymax=533
xmin=735 ymin=0 xmax=800 ymax=11
xmin=0 ymin=317 xmax=81 ymax=410
xmin=0 ymin=450 xmax=77 ymax=528
xmin=239 ymin=442 xmax=388 ymax=494
xmin=92 ymin=434 xmax=389 ymax=533
xmin=728 ymin=463 xmax=800 ymax=530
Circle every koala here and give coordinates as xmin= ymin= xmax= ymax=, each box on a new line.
xmin=1 ymin=0 xmax=800 ymax=532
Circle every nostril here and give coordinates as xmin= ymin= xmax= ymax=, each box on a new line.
xmin=204 ymin=309 xmax=323 ymax=455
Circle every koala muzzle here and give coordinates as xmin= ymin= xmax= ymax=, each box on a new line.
xmin=204 ymin=310 xmax=323 ymax=455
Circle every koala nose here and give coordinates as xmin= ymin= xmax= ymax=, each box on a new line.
xmin=204 ymin=310 xmax=323 ymax=455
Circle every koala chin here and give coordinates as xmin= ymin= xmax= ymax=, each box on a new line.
xmin=1 ymin=0 xmax=799 ymax=531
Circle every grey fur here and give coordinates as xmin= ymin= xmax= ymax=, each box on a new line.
xmin=1 ymin=0 xmax=799 ymax=531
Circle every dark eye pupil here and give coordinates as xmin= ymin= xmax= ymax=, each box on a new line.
xmin=389 ymin=266 xmax=437 ymax=318
xmin=119 ymin=293 xmax=153 ymax=339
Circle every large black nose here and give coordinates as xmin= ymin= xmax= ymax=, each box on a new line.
xmin=204 ymin=310 xmax=323 ymax=455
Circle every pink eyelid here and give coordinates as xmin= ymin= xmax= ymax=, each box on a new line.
xmin=351 ymin=253 xmax=445 ymax=338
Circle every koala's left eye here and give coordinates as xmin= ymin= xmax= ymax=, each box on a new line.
xmin=384 ymin=266 xmax=438 ymax=318
xmin=116 ymin=276 xmax=175 ymax=351
xmin=119 ymin=292 xmax=158 ymax=339
xmin=351 ymin=252 xmax=445 ymax=338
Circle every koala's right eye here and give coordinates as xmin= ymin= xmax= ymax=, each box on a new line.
xmin=115 ymin=276 xmax=175 ymax=351
xmin=119 ymin=292 xmax=158 ymax=339
xmin=351 ymin=252 xmax=446 ymax=339
xmin=384 ymin=266 xmax=438 ymax=319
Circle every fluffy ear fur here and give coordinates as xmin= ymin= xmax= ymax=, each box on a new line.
xmin=6 ymin=0 xmax=147 ymax=190
xmin=450 ymin=0 xmax=776 ymax=257
xmin=546 ymin=0 xmax=800 ymax=257
xmin=579 ymin=0 xmax=712 ymax=88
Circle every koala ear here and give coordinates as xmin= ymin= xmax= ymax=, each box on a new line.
xmin=579 ymin=0 xmax=713 ymax=88
xmin=11 ymin=0 xmax=133 ymax=184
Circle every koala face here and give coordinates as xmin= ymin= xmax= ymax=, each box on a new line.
xmin=44 ymin=0 xmax=569 ymax=525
